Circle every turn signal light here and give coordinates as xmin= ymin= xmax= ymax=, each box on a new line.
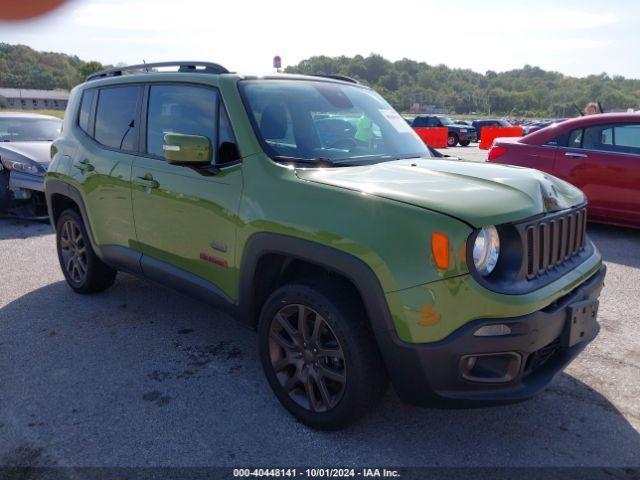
xmin=488 ymin=145 xmax=507 ymax=161
xmin=431 ymin=232 xmax=450 ymax=269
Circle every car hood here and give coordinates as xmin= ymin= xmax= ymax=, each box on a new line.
xmin=0 ymin=142 xmax=52 ymax=165
xmin=295 ymin=159 xmax=585 ymax=227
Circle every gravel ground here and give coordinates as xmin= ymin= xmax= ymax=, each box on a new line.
xmin=0 ymin=217 xmax=639 ymax=470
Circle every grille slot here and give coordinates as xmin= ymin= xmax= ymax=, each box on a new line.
xmin=524 ymin=206 xmax=587 ymax=280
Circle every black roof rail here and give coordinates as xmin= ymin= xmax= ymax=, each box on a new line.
xmin=310 ymin=74 xmax=360 ymax=84
xmin=86 ymin=61 xmax=230 ymax=81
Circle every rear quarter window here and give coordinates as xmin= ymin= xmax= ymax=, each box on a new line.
xmin=78 ymin=89 xmax=96 ymax=134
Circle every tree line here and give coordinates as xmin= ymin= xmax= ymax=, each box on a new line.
xmin=0 ymin=43 xmax=107 ymax=91
xmin=286 ymin=54 xmax=640 ymax=117
xmin=1 ymin=44 xmax=639 ymax=116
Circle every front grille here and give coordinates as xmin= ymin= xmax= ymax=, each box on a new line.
xmin=524 ymin=206 xmax=587 ymax=280
xmin=524 ymin=337 xmax=561 ymax=375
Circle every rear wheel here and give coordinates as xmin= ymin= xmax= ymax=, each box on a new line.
xmin=447 ymin=133 xmax=459 ymax=147
xmin=56 ymin=209 xmax=117 ymax=293
xmin=459 ymin=139 xmax=471 ymax=146
xmin=258 ymin=279 xmax=388 ymax=430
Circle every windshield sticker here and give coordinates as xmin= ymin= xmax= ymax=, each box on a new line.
xmin=379 ymin=109 xmax=413 ymax=133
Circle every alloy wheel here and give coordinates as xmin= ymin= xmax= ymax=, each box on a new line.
xmin=268 ymin=304 xmax=346 ymax=413
xmin=59 ymin=219 xmax=88 ymax=284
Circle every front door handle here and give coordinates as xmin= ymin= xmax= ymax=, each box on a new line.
xmin=133 ymin=176 xmax=159 ymax=189
xmin=74 ymin=159 xmax=95 ymax=172
xmin=565 ymin=152 xmax=587 ymax=158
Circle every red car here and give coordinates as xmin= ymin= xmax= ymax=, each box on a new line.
xmin=488 ymin=113 xmax=640 ymax=229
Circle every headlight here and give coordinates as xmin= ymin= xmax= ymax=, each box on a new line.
xmin=473 ymin=226 xmax=500 ymax=276
xmin=0 ymin=157 xmax=44 ymax=176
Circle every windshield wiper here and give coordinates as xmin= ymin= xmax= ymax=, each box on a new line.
xmin=273 ymin=156 xmax=335 ymax=167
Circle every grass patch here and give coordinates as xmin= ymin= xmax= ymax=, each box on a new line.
xmin=2 ymin=109 xmax=65 ymax=119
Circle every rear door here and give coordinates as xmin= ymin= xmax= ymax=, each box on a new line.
xmin=131 ymin=82 xmax=243 ymax=298
xmin=554 ymin=122 xmax=640 ymax=226
xmin=71 ymin=85 xmax=141 ymax=260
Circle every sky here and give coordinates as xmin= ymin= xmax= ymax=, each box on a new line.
xmin=1 ymin=0 xmax=640 ymax=78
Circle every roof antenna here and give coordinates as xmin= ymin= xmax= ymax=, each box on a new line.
xmin=597 ymin=101 xmax=604 ymax=113
xmin=143 ymin=59 xmax=149 ymax=72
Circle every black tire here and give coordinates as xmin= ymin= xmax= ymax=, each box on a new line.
xmin=459 ymin=139 xmax=471 ymax=147
xmin=447 ymin=133 xmax=459 ymax=147
xmin=56 ymin=209 xmax=117 ymax=294
xmin=258 ymin=278 xmax=388 ymax=430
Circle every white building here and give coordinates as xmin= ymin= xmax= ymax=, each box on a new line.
xmin=0 ymin=88 xmax=69 ymax=110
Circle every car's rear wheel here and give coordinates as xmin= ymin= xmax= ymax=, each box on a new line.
xmin=56 ymin=209 xmax=117 ymax=293
xmin=459 ymin=139 xmax=471 ymax=146
xmin=447 ymin=133 xmax=459 ymax=147
xmin=258 ymin=279 xmax=388 ymax=430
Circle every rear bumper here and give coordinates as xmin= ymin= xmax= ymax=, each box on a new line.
xmin=376 ymin=265 xmax=606 ymax=407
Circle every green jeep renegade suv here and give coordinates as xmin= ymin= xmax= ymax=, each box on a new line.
xmin=45 ymin=62 xmax=605 ymax=430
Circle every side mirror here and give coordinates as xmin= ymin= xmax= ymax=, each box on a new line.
xmin=163 ymin=133 xmax=211 ymax=165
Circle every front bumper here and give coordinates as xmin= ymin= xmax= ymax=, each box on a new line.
xmin=9 ymin=170 xmax=45 ymax=192
xmin=458 ymin=131 xmax=477 ymax=142
xmin=375 ymin=265 xmax=605 ymax=407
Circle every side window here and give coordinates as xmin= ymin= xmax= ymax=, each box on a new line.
xmin=426 ymin=117 xmax=439 ymax=127
xmin=146 ymin=84 xmax=218 ymax=160
xmin=78 ymin=89 xmax=95 ymax=134
xmin=218 ymin=105 xmax=240 ymax=165
xmin=582 ymin=125 xmax=609 ymax=151
xmin=612 ymin=124 xmax=640 ymax=154
xmin=582 ymin=123 xmax=640 ymax=155
xmin=412 ymin=117 xmax=426 ymax=127
xmin=568 ymin=129 xmax=583 ymax=148
xmin=94 ymin=86 xmax=141 ymax=151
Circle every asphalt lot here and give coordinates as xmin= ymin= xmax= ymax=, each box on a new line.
xmin=1 ymin=164 xmax=639 ymax=469
xmin=441 ymin=142 xmax=489 ymax=162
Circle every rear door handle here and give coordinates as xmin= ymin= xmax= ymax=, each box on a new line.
xmin=564 ymin=152 xmax=587 ymax=158
xmin=133 ymin=176 xmax=159 ymax=189
xmin=74 ymin=159 xmax=95 ymax=172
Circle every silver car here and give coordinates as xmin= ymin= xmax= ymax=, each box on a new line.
xmin=0 ymin=112 xmax=62 ymax=219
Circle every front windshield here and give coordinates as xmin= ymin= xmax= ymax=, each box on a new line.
xmin=499 ymin=119 xmax=512 ymax=127
xmin=0 ymin=117 xmax=62 ymax=142
xmin=240 ymin=80 xmax=430 ymax=164
xmin=438 ymin=117 xmax=454 ymax=126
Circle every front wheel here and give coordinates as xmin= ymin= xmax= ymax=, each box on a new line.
xmin=447 ymin=133 xmax=459 ymax=147
xmin=459 ymin=139 xmax=471 ymax=146
xmin=258 ymin=279 xmax=388 ymax=430
xmin=56 ymin=209 xmax=117 ymax=293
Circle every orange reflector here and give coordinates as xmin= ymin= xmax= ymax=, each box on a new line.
xmin=431 ymin=232 xmax=450 ymax=269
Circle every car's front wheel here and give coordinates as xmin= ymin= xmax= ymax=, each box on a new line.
xmin=56 ymin=209 xmax=117 ymax=293
xmin=447 ymin=133 xmax=459 ymax=147
xmin=258 ymin=279 xmax=388 ymax=430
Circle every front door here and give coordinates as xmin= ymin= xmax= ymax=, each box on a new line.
xmin=131 ymin=83 xmax=243 ymax=299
